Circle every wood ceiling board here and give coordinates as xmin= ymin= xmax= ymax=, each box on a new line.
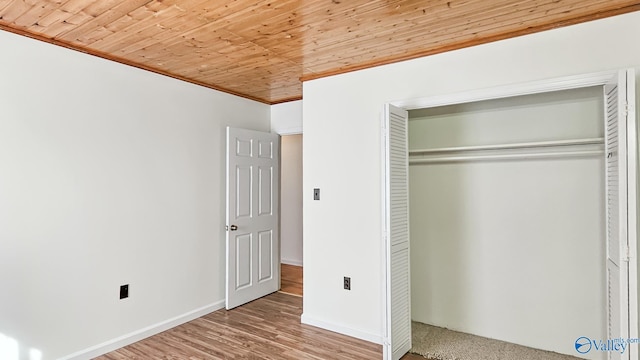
xmin=0 ymin=0 xmax=35 ymax=23
xmin=1 ymin=0 xmax=639 ymax=104
xmin=294 ymin=0 xmax=639 ymax=73
xmin=13 ymin=1 xmax=62 ymax=28
xmin=276 ymin=1 xmax=532 ymax=64
xmin=90 ymin=5 xmax=193 ymax=52
xmin=294 ymin=0 xmax=571 ymax=52
xmin=133 ymin=28 xmax=271 ymax=67
xmin=57 ymin=0 xmax=152 ymax=42
xmin=300 ymin=2 xmax=640 ymax=81
xmin=108 ymin=7 xmax=246 ymax=56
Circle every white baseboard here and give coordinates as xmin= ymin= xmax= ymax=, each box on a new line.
xmin=281 ymin=259 xmax=303 ymax=266
xmin=300 ymin=313 xmax=382 ymax=345
xmin=59 ymin=300 xmax=225 ymax=360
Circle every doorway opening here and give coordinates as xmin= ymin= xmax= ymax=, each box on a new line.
xmin=280 ymin=133 xmax=304 ymax=297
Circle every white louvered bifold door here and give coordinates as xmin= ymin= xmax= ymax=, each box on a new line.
xmin=384 ymin=104 xmax=411 ymax=360
xmin=604 ymin=69 xmax=637 ymax=360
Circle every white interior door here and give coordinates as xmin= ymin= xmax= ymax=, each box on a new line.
xmin=605 ymin=69 xmax=637 ymax=360
xmin=383 ymin=104 xmax=411 ymax=360
xmin=226 ymin=127 xmax=280 ymax=310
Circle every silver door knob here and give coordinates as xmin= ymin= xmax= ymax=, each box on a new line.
xmin=229 ymin=225 xmax=238 ymax=231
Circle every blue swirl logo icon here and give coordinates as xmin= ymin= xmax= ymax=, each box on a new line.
xmin=575 ymin=337 xmax=592 ymax=354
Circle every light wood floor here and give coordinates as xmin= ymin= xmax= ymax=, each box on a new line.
xmin=280 ymin=264 xmax=303 ymax=296
xmin=277 ymin=265 xmax=423 ymax=359
xmin=96 ymin=264 xmax=426 ymax=359
xmin=96 ymin=292 xmax=382 ymax=359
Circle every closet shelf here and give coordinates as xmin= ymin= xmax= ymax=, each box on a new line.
xmin=409 ymin=150 xmax=604 ymax=164
xmin=409 ymin=137 xmax=604 ymax=155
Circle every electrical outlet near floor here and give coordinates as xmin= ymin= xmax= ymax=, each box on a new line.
xmin=343 ymin=276 xmax=351 ymax=290
xmin=120 ymin=284 xmax=129 ymax=299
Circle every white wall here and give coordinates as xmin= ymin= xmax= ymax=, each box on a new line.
xmin=0 ymin=30 xmax=270 ymax=360
xmin=302 ymin=10 xmax=640 ymax=348
xmin=408 ymin=88 xmax=605 ymax=359
xmin=271 ymin=100 xmax=303 ymax=135
xmin=280 ymin=135 xmax=304 ymax=266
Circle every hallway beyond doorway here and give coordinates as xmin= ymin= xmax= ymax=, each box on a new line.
xmin=280 ymin=264 xmax=302 ymax=296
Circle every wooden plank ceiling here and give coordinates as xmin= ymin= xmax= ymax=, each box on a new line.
xmin=1 ymin=0 xmax=639 ymax=104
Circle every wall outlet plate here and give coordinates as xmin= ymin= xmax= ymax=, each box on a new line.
xmin=120 ymin=284 xmax=129 ymax=299
xmin=343 ymin=276 xmax=351 ymax=290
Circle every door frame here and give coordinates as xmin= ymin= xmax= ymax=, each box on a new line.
xmin=382 ymin=69 xmax=638 ymax=359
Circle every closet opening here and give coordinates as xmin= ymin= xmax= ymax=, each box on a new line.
xmin=382 ymin=70 xmax=637 ymax=360
xmin=411 ymin=86 xmax=605 ymax=360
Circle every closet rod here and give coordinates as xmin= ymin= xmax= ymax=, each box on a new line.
xmin=409 ymin=137 xmax=604 ymax=155
xmin=409 ymin=150 xmax=604 ymax=164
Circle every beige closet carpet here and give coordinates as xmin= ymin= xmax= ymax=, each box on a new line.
xmin=411 ymin=322 xmax=586 ymax=360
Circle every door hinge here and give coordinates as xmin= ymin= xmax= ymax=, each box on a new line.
xmin=624 ymin=101 xmax=633 ymax=117
xmin=624 ymin=102 xmax=629 ymax=117
xmin=624 ymin=245 xmax=631 ymax=262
